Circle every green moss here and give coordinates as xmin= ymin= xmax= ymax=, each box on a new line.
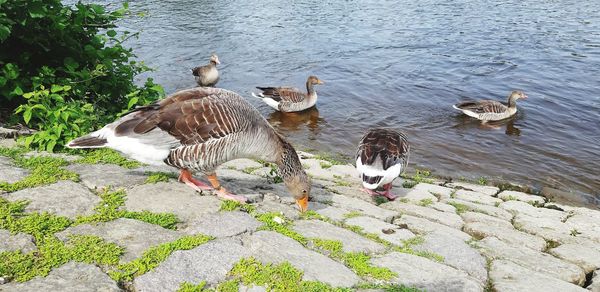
xmin=75 ymin=189 xmax=179 ymax=230
xmin=227 ymin=257 xmax=349 ymax=292
xmin=216 ymin=280 xmax=239 ymax=291
xmin=219 ymin=200 xmax=256 ymax=213
xmin=418 ymin=198 xmax=433 ymax=207
xmin=343 ymin=211 xmax=363 ymax=219
xmin=0 ymin=197 xmax=72 ymax=242
xmin=402 ymin=180 xmax=418 ymax=189
xmin=312 ymin=154 xmax=345 ymax=166
xmin=344 ymin=252 xmax=396 ymax=280
xmin=242 ymin=166 xmax=262 ymax=175
xmin=447 ymin=202 xmax=469 ymax=214
xmin=356 ymin=283 xmax=423 ymax=292
xmin=0 ymin=147 xmax=79 ymax=192
xmin=0 ymin=235 xmax=123 ymax=282
xmin=334 ymin=179 xmax=351 ymax=187
xmin=145 ymin=171 xmax=177 ymax=184
xmin=75 ymin=148 xmax=140 ymax=169
xmin=372 ymin=196 xmax=389 ymax=205
xmin=401 ymin=169 xmax=433 ymax=185
xmin=109 ymin=234 xmax=213 ymax=282
xmin=255 ymin=212 xmax=307 ymax=245
xmin=177 ymin=281 xmax=208 ymax=292
xmin=319 ymin=161 xmax=332 ymax=169
xmin=477 ymin=177 xmax=488 ymax=185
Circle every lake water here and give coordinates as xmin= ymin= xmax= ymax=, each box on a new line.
xmin=102 ymin=0 xmax=599 ymax=203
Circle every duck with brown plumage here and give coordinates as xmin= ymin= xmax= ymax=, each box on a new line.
xmin=453 ymin=90 xmax=527 ymax=122
xmin=192 ymin=53 xmax=220 ymax=87
xmin=252 ymin=75 xmax=324 ymax=112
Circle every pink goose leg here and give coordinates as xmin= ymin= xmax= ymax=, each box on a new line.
xmin=207 ymin=174 xmax=248 ymax=203
xmin=379 ymin=183 xmax=398 ymax=201
xmin=179 ymin=169 xmax=213 ymax=192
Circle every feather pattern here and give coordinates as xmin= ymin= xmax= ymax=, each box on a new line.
xmin=192 ymin=54 xmax=220 ymax=87
xmin=253 ymin=76 xmax=323 ymax=112
xmin=355 ymin=128 xmax=410 ymax=189
xmin=453 ymin=91 xmax=526 ymax=121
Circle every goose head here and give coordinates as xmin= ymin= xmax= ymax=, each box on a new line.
xmin=276 ymin=137 xmax=312 ymax=212
xmin=307 ymin=75 xmax=324 ymax=85
xmin=284 ymin=172 xmax=312 ymax=212
xmin=209 ymin=53 xmax=220 ymax=65
xmin=509 ymin=90 xmax=527 ymax=102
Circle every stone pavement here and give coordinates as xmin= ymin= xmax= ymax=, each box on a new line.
xmin=1 ymin=145 xmax=600 ymax=291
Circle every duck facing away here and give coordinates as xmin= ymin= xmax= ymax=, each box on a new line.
xmin=252 ymin=76 xmax=324 ymax=112
xmin=453 ymin=90 xmax=527 ymax=122
xmin=67 ymin=87 xmax=311 ymax=212
xmin=355 ymin=128 xmax=410 ymax=201
xmin=192 ymin=53 xmax=220 ymax=87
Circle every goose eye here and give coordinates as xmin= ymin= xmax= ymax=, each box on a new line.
xmin=302 ymin=190 xmax=307 ymax=194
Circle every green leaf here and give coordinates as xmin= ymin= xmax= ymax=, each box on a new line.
xmin=28 ymin=2 xmax=46 ymax=18
xmin=107 ymin=30 xmax=117 ymax=37
xmin=23 ymin=109 xmax=32 ymax=124
xmin=51 ymin=85 xmax=63 ymax=93
xmin=3 ymin=63 xmax=19 ymax=79
xmin=46 ymin=140 xmax=57 ymax=152
xmin=0 ymin=24 xmax=10 ymax=41
xmin=11 ymin=85 xmax=23 ymax=96
xmin=127 ymin=97 xmax=139 ymax=109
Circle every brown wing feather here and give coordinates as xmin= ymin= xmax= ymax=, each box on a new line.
xmin=455 ymin=100 xmax=507 ymax=114
xmin=256 ymin=86 xmax=306 ymax=103
xmin=114 ymin=88 xmax=244 ymax=145
xmin=356 ymin=129 xmax=410 ymax=171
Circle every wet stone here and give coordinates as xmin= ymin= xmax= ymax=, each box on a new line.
xmin=125 ymin=182 xmax=222 ymax=224
xmin=66 ymin=163 xmax=146 ymax=189
xmin=134 ymin=237 xmax=249 ymax=292
xmin=0 ymin=229 xmax=36 ymax=254
xmin=478 ymin=237 xmax=586 ymax=285
xmin=56 ymin=218 xmax=182 ymax=262
xmin=344 ymin=216 xmax=416 ymax=245
xmin=490 ymin=260 xmax=587 ymax=292
xmin=446 ymin=182 xmax=499 ymax=196
xmin=293 ymin=220 xmax=386 ymax=254
xmin=371 ymin=252 xmax=484 ymax=292
xmin=463 ymin=221 xmax=546 ymax=251
xmin=0 ymin=156 xmax=29 ymax=184
xmin=1 ymin=261 xmax=120 ymax=292
xmin=310 ymin=202 xmax=348 ymax=221
xmin=3 ymin=181 xmax=100 ymax=219
xmin=242 ymin=231 xmax=360 ymax=287
xmin=454 ymin=189 xmax=503 ymax=206
xmin=182 ymin=211 xmax=261 ymax=238
xmin=497 ymin=190 xmax=545 ymax=205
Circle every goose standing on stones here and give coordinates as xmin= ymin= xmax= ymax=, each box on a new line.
xmin=355 ymin=128 xmax=410 ymax=201
xmin=453 ymin=90 xmax=527 ymax=122
xmin=192 ymin=53 xmax=220 ymax=87
xmin=66 ymin=87 xmax=311 ymax=212
xmin=252 ymin=76 xmax=324 ymax=112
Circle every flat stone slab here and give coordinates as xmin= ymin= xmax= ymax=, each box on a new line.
xmin=125 ymin=182 xmax=222 ymax=224
xmin=460 ymin=211 xmax=513 ymax=228
xmin=293 ymin=220 xmax=385 ymax=253
xmin=490 ymin=260 xmax=587 ymax=292
xmin=0 ymin=229 xmax=36 ymax=253
xmin=411 ymin=183 xmax=455 ymax=199
xmin=548 ymin=243 xmax=600 ymax=273
xmin=371 ymin=252 xmax=483 ymax=292
xmin=446 ymin=182 xmax=499 ymax=196
xmin=444 ymin=199 xmax=513 ymax=220
xmin=0 ymin=156 xmax=29 ymax=183
xmin=463 ymin=221 xmax=546 ymax=251
xmin=430 ymin=202 xmax=457 ymax=213
xmin=396 ymin=186 xmax=437 ymax=204
xmin=414 ymin=232 xmax=488 ymax=284
xmin=499 ymin=200 xmax=567 ymax=221
xmin=255 ymin=196 xmax=302 ymax=220
xmin=311 ymin=202 xmax=349 ymax=221
xmin=56 ymin=218 xmax=182 ymax=262
xmin=394 ymin=215 xmax=472 ymax=241
xmin=182 ymin=211 xmax=261 ymax=238
xmin=454 ymin=189 xmax=503 ymax=206
xmin=478 ymin=237 xmax=586 ymax=285
xmin=329 ymin=194 xmax=398 ymax=222
xmin=3 ymin=181 xmax=100 ymax=219
xmin=1 ymin=261 xmax=120 ymax=292
xmin=134 ymin=237 xmax=249 ymax=292
xmin=381 ymin=201 xmax=464 ymax=229
xmin=345 ymin=216 xmax=416 ymax=245
xmin=67 ymin=163 xmax=146 ymax=189
xmin=242 ymin=231 xmax=360 ymax=287
xmin=498 ymin=190 xmax=545 ymax=205
xmin=513 ymin=214 xmax=576 ymax=244
xmin=565 ymin=213 xmax=600 ymax=243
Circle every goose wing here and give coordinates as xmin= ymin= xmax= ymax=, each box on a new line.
xmin=255 ymin=86 xmax=306 ymax=103
xmin=356 ymin=129 xmax=410 ymax=171
xmin=453 ymin=100 xmax=508 ymax=114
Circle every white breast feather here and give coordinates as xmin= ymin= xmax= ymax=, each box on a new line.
xmin=356 ymin=156 xmax=402 ymax=189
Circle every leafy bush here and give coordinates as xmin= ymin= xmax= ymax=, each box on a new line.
xmin=0 ymin=0 xmax=164 ymax=151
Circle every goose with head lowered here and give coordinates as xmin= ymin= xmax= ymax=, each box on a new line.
xmin=192 ymin=53 xmax=220 ymax=87
xmin=252 ymin=75 xmax=324 ymax=112
xmin=453 ymin=90 xmax=527 ymax=122
xmin=355 ymin=128 xmax=410 ymax=201
xmin=67 ymin=87 xmax=311 ymax=212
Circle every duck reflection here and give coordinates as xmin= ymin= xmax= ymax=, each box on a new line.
xmin=267 ymin=106 xmax=325 ymax=136
xmin=454 ymin=115 xmax=521 ymax=136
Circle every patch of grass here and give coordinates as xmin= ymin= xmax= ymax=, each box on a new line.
xmin=313 ymin=154 xmax=345 ymax=166
xmin=402 ymin=180 xmax=418 ymax=188
xmin=219 ymin=200 xmax=256 ymax=213
xmin=447 ymin=201 xmax=470 ymax=214
xmin=255 ymin=212 xmax=307 ymax=245
xmin=75 ymin=189 xmax=179 ymax=230
xmin=227 ymin=257 xmax=350 ymax=292
xmin=343 ymin=211 xmax=363 ymax=219
xmin=75 ymin=148 xmax=140 ymax=169
xmin=477 ymin=177 xmax=488 ymax=185
xmin=177 ymin=281 xmax=208 ymax=292
xmin=242 ymin=166 xmax=262 ymax=175
xmin=372 ymin=196 xmax=389 ymax=206
xmin=334 ymin=179 xmax=351 ymax=187
xmin=570 ymin=229 xmax=581 ymax=236
xmin=0 ymin=147 xmax=79 ymax=192
xmin=0 ymin=197 xmax=72 ymax=241
xmin=299 ymin=210 xmax=327 ymax=221
xmin=418 ymin=198 xmax=433 ymax=207
xmin=319 ymin=161 xmax=332 ymax=169
xmin=355 ymin=283 xmax=423 ymax=292
xmin=145 ymin=171 xmax=177 ymax=184
xmin=545 ymin=239 xmax=560 ymax=250
xmin=109 ymin=234 xmax=213 ymax=282
xmin=502 ymin=195 xmax=518 ymax=201
xmin=401 ymin=169 xmax=433 ymax=186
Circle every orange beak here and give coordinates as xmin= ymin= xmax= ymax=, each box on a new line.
xmin=296 ymin=196 xmax=309 ymax=212
xmin=316 ymin=79 xmax=324 ymax=84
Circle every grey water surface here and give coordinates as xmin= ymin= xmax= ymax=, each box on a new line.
xmin=98 ymin=0 xmax=600 ymax=202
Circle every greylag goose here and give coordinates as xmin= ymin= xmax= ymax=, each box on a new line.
xmin=355 ymin=128 xmax=410 ymax=200
xmin=192 ymin=53 xmax=220 ymax=87
xmin=252 ymin=76 xmax=324 ymax=112
xmin=453 ymin=90 xmax=527 ymax=122
xmin=67 ymin=87 xmax=311 ymax=211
